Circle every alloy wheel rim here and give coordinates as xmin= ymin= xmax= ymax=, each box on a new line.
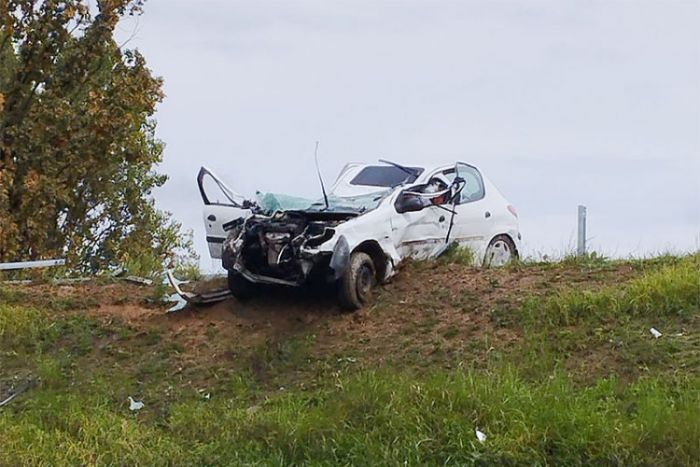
xmin=487 ymin=240 xmax=512 ymax=267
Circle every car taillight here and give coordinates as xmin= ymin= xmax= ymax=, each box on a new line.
xmin=507 ymin=205 xmax=518 ymax=218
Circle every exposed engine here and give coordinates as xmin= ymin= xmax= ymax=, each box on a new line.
xmin=223 ymin=210 xmax=357 ymax=283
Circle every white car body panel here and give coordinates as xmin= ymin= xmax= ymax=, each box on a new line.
xmin=198 ymin=161 xmax=521 ymax=285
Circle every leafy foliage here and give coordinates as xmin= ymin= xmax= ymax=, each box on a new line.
xmin=0 ymin=0 xmax=187 ymax=274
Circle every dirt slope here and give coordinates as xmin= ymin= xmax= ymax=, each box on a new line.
xmin=5 ymin=260 xmax=640 ymax=387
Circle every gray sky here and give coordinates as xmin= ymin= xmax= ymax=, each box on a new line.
xmin=116 ymin=0 xmax=700 ymax=267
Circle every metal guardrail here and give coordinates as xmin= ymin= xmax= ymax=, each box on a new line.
xmin=0 ymin=259 xmax=66 ymax=271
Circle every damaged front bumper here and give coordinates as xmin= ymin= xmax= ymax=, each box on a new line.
xmin=221 ymin=210 xmax=355 ymax=286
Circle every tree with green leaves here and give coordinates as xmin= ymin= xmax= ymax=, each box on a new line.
xmin=0 ymin=0 xmax=190 ymax=274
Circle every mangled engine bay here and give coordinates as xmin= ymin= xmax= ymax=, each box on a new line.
xmin=222 ymin=210 xmax=357 ymax=284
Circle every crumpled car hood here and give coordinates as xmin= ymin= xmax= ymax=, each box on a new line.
xmin=255 ymin=189 xmax=392 ymax=216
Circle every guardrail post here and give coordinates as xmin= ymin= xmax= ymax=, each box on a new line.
xmin=577 ymin=205 xmax=587 ymax=257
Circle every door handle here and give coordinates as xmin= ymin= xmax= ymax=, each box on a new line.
xmin=207 ymin=214 xmax=217 ymax=221
xmin=484 ymin=211 xmax=491 ymax=218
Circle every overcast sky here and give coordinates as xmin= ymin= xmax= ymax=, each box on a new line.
xmin=116 ymin=0 xmax=700 ymax=267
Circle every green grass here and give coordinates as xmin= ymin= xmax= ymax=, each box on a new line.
xmin=1 ymin=253 xmax=698 ymax=465
xmin=518 ymin=254 xmax=700 ymax=327
xmin=438 ymin=243 xmax=477 ymax=266
xmin=1 ymin=368 xmax=697 ymax=465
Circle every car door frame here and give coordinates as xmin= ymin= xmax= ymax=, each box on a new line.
xmin=198 ymin=167 xmax=252 ymax=259
xmin=443 ymin=162 xmax=492 ymax=258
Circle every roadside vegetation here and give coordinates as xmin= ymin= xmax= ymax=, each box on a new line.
xmin=1 ymin=253 xmax=698 ymax=465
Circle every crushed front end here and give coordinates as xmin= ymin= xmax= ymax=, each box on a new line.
xmin=221 ymin=210 xmax=356 ymax=286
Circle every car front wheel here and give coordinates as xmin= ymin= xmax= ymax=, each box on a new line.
xmin=338 ymin=252 xmax=376 ymax=311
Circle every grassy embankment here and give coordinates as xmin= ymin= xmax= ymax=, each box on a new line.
xmin=0 ymin=253 xmax=698 ymax=465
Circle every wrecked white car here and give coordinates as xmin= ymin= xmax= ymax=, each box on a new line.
xmin=199 ymin=160 xmax=521 ymax=309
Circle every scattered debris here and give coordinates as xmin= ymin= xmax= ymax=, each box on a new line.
xmin=0 ymin=380 xmax=35 ymax=408
xmin=475 ymin=428 xmax=487 ymax=443
xmin=110 ymin=267 xmax=127 ymax=277
xmin=165 ymin=293 xmax=188 ymax=312
xmin=165 ymin=270 xmax=231 ymax=309
xmin=337 ymin=357 xmax=358 ymax=363
xmin=128 ymin=396 xmax=144 ymax=411
xmin=124 ymin=276 xmax=154 ymax=286
xmin=246 ymin=405 xmax=261 ymax=415
xmin=0 ymin=279 xmax=33 ymax=285
xmin=203 ymin=393 xmax=211 ymax=400
xmin=0 ymin=258 xmax=65 ymax=270
xmin=650 ymin=328 xmax=662 ymax=339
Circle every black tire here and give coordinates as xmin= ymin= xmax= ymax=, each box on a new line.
xmin=338 ymin=252 xmax=377 ymax=311
xmin=227 ymin=271 xmax=255 ymax=301
xmin=483 ymin=235 xmax=518 ymax=267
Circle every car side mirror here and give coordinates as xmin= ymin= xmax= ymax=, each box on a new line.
xmin=395 ymin=193 xmax=426 ymax=214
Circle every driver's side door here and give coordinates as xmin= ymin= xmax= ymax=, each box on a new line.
xmin=389 ymin=184 xmax=451 ymax=260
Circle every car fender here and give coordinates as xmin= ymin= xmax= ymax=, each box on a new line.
xmin=322 ymin=205 xmax=402 ymax=280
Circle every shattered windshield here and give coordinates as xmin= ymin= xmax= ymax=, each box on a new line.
xmin=256 ymin=190 xmax=391 ymax=215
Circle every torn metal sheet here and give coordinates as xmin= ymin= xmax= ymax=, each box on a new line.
xmin=165 ymin=270 xmax=231 ymax=309
xmin=0 ymin=259 xmax=66 ymax=270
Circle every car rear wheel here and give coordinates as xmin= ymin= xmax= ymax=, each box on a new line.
xmin=228 ymin=271 xmax=255 ymax=301
xmin=484 ymin=235 xmax=517 ymax=267
xmin=338 ymin=252 xmax=376 ymax=311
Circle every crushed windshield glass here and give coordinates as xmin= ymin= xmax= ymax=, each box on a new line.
xmin=256 ymin=190 xmax=391 ymax=215
xmin=350 ymin=166 xmax=424 ymax=187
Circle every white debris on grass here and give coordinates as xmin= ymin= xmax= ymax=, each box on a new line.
xmin=128 ymin=396 xmax=144 ymax=411
xmin=124 ymin=276 xmax=154 ymax=286
xmin=650 ymin=328 xmax=662 ymax=339
xmin=475 ymin=428 xmax=487 ymax=443
xmin=165 ymin=293 xmax=188 ymax=312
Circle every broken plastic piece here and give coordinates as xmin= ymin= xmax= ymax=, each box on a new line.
xmin=128 ymin=396 xmax=144 ymax=411
xmin=165 ymin=270 xmax=231 ymax=308
xmin=650 ymin=328 xmax=662 ymax=339
xmin=165 ymin=293 xmax=188 ymax=312
xmin=475 ymin=428 xmax=487 ymax=443
xmin=124 ymin=276 xmax=154 ymax=286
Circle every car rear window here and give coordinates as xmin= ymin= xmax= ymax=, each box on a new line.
xmin=350 ymin=166 xmax=424 ymax=187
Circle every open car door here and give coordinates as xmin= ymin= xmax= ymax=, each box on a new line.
xmin=198 ymin=167 xmax=252 ymax=259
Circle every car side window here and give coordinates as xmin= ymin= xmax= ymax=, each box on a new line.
xmin=440 ymin=164 xmax=485 ymax=204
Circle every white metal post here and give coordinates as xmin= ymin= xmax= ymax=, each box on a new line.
xmin=577 ymin=205 xmax=587 ymax=257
